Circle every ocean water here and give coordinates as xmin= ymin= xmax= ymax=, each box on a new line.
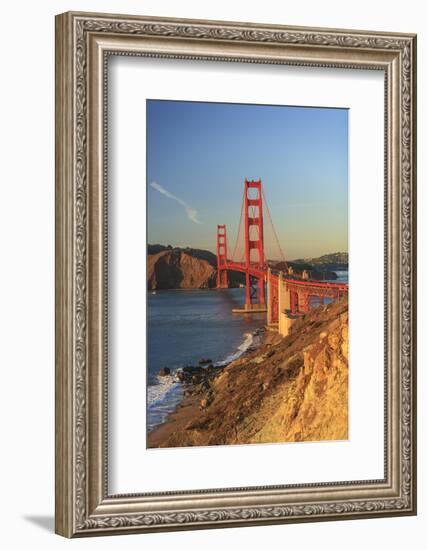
xmin=333 ymin=270 xmax=349 ymax=283
xmin=147 ymin=288 xmax=266 ymax=432
xmin=314 ymin=270 xmax=349 ymax=306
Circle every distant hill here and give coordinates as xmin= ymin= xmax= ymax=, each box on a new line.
xmin=293 ymin=252 xmax=348 ymax=267
xmin=269 ymin=260 xmax=338 ymax=281
xmin=147 ymin=245 xmax=244 ymax=290
xmin=292 ymin=252 xmax=348 ymax=270
xmin=269 ymin=252 xmax=348 ymax=280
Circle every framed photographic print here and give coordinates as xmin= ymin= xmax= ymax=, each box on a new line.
xmin=55 ymin=12 xmax=417 ymax=537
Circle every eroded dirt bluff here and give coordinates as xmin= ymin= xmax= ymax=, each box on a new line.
xmin=151 ymin=297 xmax=348 ymax=447
xmin=147 ymin=249 xmax=216 ymax=290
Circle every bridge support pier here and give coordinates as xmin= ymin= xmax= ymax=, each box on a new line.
xmin=258 ymin=277 xmax=265 ymax=305
xmin=277 ymin=273 xmax=294 ymax=336
xmin=279 ymin=311 xmax=295 ymax=337
xmin=267 ymin=268 xmax=278 ymax=326
xmin=243 ymin=303 xmax=267 ymax=312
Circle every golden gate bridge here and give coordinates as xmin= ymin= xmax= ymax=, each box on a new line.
xmin=216 ymin=179 xmax=348 ymax=333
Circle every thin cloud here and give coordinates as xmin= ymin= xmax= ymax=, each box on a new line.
xmin=150 ymin=181 xmax=201 ymax=224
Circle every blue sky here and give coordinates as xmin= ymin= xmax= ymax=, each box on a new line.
xmin=147 ymin=100 xmax=348 ymax=260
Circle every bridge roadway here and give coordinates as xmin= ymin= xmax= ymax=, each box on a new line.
xmin=223 ymin=260 xmax=348 ymax=294
xmin=221 ymin=259 xmax=348 ymax=324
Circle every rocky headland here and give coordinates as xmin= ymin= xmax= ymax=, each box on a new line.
xmin=148 ymin=248 xmax=217 ymax=290
xmin=147 ymin=245 xmax=246 ymax=290
xmin=148 ymin=297 xmax=348 ymax=447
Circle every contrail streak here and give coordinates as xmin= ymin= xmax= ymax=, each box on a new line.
xmin=150 ymin=181 xmax=201 ymax=224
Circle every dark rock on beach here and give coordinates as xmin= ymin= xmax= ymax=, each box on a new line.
xmin=177 ymin=364 xmax=224 ymax=387
xmin=177 ymin=371 xmax=186 ymax=382
xmin=158 ymin=367 xmax=171 ymax=376
xmin=183 ymin=365 xmax=204 ymax=374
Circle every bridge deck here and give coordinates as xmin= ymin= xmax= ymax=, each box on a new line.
xmin=223 ymin=260 xmax=348 ymax=294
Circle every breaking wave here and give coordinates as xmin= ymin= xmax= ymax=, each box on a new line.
xmin=147 ymin=330 xmax=260 ymax=433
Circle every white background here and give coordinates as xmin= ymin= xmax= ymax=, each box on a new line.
xmin=109 ymin=59 xmax=384 ymax=493
xmin=0 ymin=1 xmax=424 ymax=548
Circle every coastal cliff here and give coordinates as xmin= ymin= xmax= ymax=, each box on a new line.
xmin=148 ymin=249 xmax=216 ymax=290
xmin=148 ymin=297 xmax=348 ymax=447
xmin=147 ymin=246 xmax=245 ymax=290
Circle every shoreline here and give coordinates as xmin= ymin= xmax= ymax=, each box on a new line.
xmin=147 ymin=327 xmax=281 ymax=448
xmin=146 ymin=288 xmax=267 ymax=432
xmin=147 ymin=297 xmax=349 ymax=448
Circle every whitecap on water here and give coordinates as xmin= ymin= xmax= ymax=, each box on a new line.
xmin=147 ymin=374 xmax=183 ymax=432
xmin=147 ymin=330 xmax=261 ymax=432
xmin=215 ymin=332 xmax=255 ymax=366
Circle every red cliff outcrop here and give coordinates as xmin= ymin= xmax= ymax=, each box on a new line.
xmin=147 ymin=249 xmax=216 ymax=290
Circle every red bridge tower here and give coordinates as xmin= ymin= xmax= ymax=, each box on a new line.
xmin=244 ymin=179 xmax=265 ymax=309
xmin=216 ymin=224 xmax=228 ymax=288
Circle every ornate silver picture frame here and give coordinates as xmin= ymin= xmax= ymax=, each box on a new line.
xmin=55 ymin=11 xmax=417 ymax=537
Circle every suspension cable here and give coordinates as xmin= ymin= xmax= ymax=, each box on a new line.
xmin=230 ymin=191 xmax=245 ymax=262
xmin=262 ymin=187 xmax=288 ymax=272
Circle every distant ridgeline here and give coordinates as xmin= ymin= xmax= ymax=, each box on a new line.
xmin=291 ymin=252 xmax=348 ymax=272
xmin=147 ymin=245 xmax=347 ymax=290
